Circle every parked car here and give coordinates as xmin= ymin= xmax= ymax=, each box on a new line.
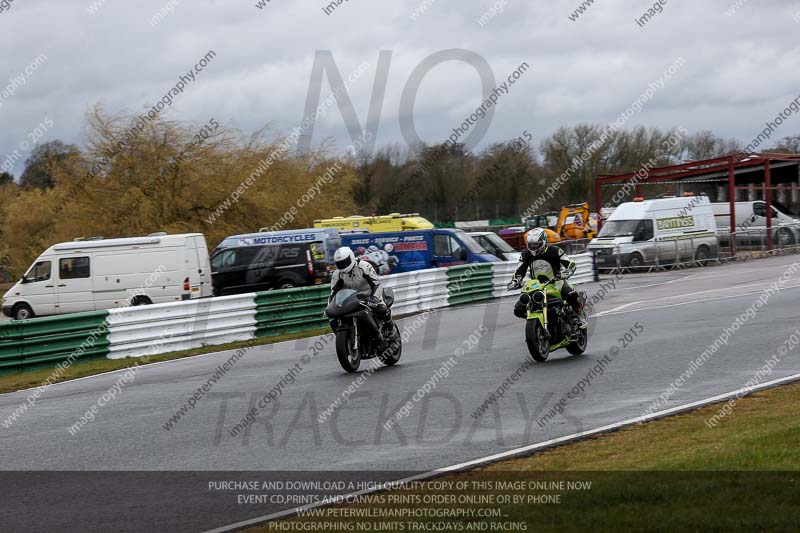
xmin=468 ymin=232 xmax=521 ymax=262
xmin=211 ymin=230 xmax=332 ymax=295
xmin=589 ymin=196 xmax=718 ymax=269
xmin=341 ymin=228 xmax=499 ymax=273
xmin=2 ymin=233 xmax=212 ymax=320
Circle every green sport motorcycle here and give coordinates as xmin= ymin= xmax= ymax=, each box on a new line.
xmin=508 ymin=275 xmax=588 ymax=362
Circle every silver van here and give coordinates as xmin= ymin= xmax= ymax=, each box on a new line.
xmin=712 ymin=201 xmax=800 ymax=248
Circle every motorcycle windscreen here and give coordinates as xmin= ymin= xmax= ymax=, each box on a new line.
xmin=326 ymin=288 xmax=363 ymax=318
xmin=334 ymin=289 xmax=358 ymax=305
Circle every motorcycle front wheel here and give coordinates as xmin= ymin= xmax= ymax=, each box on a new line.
xmin=567 ymin=327 xmax=588 ymax=356
xmin=335 ymin=329 xmax=361 ymax=372
xmin=525 ymin=319 xmax=549 ymax=362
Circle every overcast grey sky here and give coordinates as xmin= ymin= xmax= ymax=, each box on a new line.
xmin=1 ymin=0 xmax=799 ymax=176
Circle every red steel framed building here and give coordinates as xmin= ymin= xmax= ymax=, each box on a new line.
xmin=595 ymin=153 xmax=800 ymax=256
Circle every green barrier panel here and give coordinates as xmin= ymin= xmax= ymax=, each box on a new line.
xmin=0 ymin=310 xmax=108 ymax=340
xmin=446 ymin=263 xmax=496 ymax=306
xmin=0 ymin=330 xmax=109 ymax=361
xmin=489 ymin=218 xmax=520 ymax=227
xmin=0 ymin=310 xmax=110 ymax=375
xmin=254 ymin=285 xmax=330 ymax=337
xmin=435 ymin=219 xmax=517 ymax=228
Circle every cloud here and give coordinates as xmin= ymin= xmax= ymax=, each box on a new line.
xmin=0 ymin=0 xmax=798 ymax=175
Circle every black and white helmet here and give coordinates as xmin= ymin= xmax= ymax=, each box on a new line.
xmin=525 ymin=228 xmax=548 ymax=256
xmin=334 ymin=246 xmax=357 ymax=273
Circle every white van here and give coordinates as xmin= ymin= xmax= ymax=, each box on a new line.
xmin=588 ymin=196 xmax=718 ymax=269
xmin=2 ymin=233 xmax=212 ymax=320
xmin=711 ymin=201 xmax=800 ymax=247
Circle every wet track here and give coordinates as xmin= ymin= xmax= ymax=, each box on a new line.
xmin=3 ymin=255 xmax=800 ymax=531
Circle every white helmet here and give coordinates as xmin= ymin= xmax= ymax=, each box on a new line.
xmin=526 ymin=228 xmax=548 ymax=256
xmin=334 ymin=246 xmax=357 ymax=273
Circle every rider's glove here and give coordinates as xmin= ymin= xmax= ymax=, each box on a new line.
xmin=507 ymin=278 xmax=522 ymax=290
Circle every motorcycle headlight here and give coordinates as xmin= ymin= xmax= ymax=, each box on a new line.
xmin=532 ymin=291 xmax=545 ymax=304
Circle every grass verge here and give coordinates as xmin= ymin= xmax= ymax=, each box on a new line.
xmin=247 ymin=381 xmax=800 ymax=532
xmin=0 ymin=328 xmax=329 ymax=394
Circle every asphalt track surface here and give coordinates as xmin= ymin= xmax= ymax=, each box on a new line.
xmin=3 ymin=255 xmax=800 ymax=532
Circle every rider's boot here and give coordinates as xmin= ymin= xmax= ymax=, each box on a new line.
xmin=376 ymin=304 xmax=393 ymax=340
xmin=567 ymin=293 xmax=587 ymax=330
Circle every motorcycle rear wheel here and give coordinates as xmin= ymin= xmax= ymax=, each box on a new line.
xmin=336 ymin=329 xmax=361 ymax=373
xmin=379 ymin=323 xmax=403 ymax=366
xmin=525 ymin=319 xmax=549 ymax=362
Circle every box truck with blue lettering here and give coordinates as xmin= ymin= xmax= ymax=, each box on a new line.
xmin=341 ymin=228 xmax=500 ymax=274
xmin=588 ymin=196 xmax=718 ymax=269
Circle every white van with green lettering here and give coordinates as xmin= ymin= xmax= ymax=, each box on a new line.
xmin=588 ymin=196 xmax=718 ymax=269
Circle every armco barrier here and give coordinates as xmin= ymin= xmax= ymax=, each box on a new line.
xmin=0 ymin=255 xmax=595 ymax=372
xmin=254 ymin=286 xmax=329 ymax=338
xmin=106 ymin=294 xmax=258 ymax=359
xmin=447 ymin=263 xmax=495 ymax=306
xmin=0 ymin=311 xmax=110 ymax=374
xmin=383 ymin=268 xmax=449 ymax=315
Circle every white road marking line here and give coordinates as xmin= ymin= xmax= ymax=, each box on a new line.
xmin=620 ymin=272 xmax=699 ymax=291
xmin=612 ymin=258 xmax=800 ymax=289
xmin=606 ymin=276 xmax=800 ymax=308
xmin=202 ymin=372 xmax=800 ymax=533
xmin=594 ymin=283 xmax=800 ymax=317
xmin=689 ymin=260 xmax=800 ymax=281
xmin=647 ymin=278 xmax=800 ymax=302
xmin=593 ymin=278 xmax=800 ymax=317
xmin=594 ymin=301 xmax=640 ymax=316
xmin=632 ymin=258 xmax=800 ymax=285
